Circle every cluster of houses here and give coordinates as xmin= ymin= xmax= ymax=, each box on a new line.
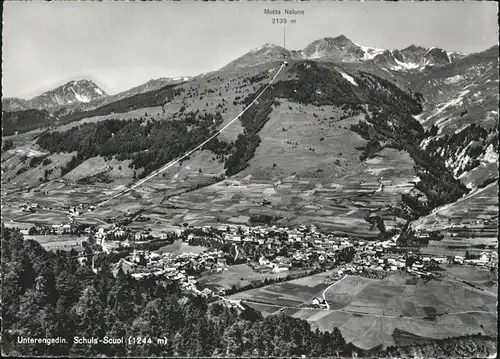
xmin=212 ymin=224 xmax=355 ymax=263
xmin=258 ymin=256 xmax=292 ymax=273
xmin=453 ymin=252 xmax=491 ymax=267
xmin=20 ymin=202 xmax=41 ymax=213
xmin=215 ymin=223 xmax=333 ymax=244
xmin=19 ymin=218 xmax=498 ymax=293
xmin=15 ymin=200 xmax=95 ymax=216
xmin=100 ymin=223 xmax=497 ymax=284
xmin=112 ymin=247 xmax=229 ymax=296
xmin=21 ymin=223 xmax=76 ymax=236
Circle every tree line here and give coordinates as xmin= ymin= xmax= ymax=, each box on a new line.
xmin=350 ymin=107 xmax=469 ymax=214
xmin=37 ymin=111 xmax=224 ymax=178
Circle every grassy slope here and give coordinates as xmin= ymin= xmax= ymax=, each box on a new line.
xmin=236 ymin=272 xmax=497 ymax=350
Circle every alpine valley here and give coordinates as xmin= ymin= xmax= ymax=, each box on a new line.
xmin=1 ymin=35 xmax=498 ymax=356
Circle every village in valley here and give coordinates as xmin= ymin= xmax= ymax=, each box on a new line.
xmin=18 ymin=207 xmax=498 ymax=310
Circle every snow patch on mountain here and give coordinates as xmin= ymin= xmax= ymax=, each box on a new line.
xmin=413 ymin=114 xmax=425 ymax=122
xmin=392 ymin=57 xmax=421 ymax=71
xmin=302 ymin=47 xmax=324 ymax=59
xmin=483 ymin=143 xmax=499 ymax=164
xmin=352 ymin=41 xmax=386 ymax=60
xmin=420 ymin=137 xmax=432 ymax=150
xmin=340 ymin=72 xmax=358 ymax=86
xmin=432 ymin=89 xmax=470 ymax=125
xmin=443 ymin=75 xmax=465 ymax=85
xmin=71 ymin=87 xmax=91 ymax=103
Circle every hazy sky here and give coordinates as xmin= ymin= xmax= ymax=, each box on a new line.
xmin=2 ymin=1 xmax=498 ymax=99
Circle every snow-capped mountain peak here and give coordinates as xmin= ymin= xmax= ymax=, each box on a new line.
xmin=221 ymin=35 xmax=469 ymax=73
xmin=301 ymin=35 xmax=366 ymax=62
xmin=36 ymin=79 xmax=107 ymax=107
xmin=1 ymin=79 xmax=108 ymax=111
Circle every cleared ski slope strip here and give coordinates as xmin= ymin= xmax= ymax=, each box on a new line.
xmin=96 ymin=63 xmax=287 ymax=208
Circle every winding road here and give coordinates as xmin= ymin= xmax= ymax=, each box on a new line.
xmin=321 ymin=274 xmax=348 ymax=310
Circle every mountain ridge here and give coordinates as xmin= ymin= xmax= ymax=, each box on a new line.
xmin=2 ymin=79 xmax=107 ymax=111
xmin=221 ymin=35 xmax=492 ymax=73
xmin=2 ymin=77 xmax=192 ymax=114
xmin=3 ymin=35 xmax=493 ymax=112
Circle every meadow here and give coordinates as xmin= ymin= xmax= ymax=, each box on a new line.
xmin=24 ymin=234 xmax=87 ymax=251
xmin=228 ymin=271 xmax=333 ymax=307
xmin=280 ymin=308 xmax=497 ymax=350
xmin=198 ymin=263 xmax=310 ymax=291
xmin=155 ymin=239 xmax=207 ymax=254
xmin=233 ymin=272 xmax=498 ymax=350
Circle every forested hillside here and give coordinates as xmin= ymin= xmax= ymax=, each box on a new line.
xmin=2 ymin=109 xmax=55 ymax=136
xmin=350 ymin=106 xmax=469 ymax=214
xmin=32 ymin=61 xmax=428 ymax=182
xmin=2 ymin=83 xmax=184 ymax=137
xmin=1 ymin=226 xmax=354 ymax=357
xmin=375 ymin=334 xmax=497 ymax=358
xmin=425 ymin=123 xmax=498 ymax=177
xmin=37 ymin=111 xmax=225 ymax=178
xmin=55 ymin=83 xmax=184 ymax=123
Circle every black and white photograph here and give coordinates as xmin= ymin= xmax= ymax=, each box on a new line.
xmin=1 ymin=0 xmax=498 ymax=357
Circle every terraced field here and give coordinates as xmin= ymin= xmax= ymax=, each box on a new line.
xmin=323 ymin=276 xmax=379 ymax=310
xmin=142 ymin=152 xmax=416 ymax=236
xmin=411 ymin=181 xmax=498 ymax=259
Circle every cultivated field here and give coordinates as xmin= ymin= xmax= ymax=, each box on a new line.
xmin=23 ymin=234 xmax=87 ymax=251
xmin=228 ymin=271 xmax=334 ymax=307
xmin=442 ymin=264 xmax=498 ymax=294
xmin=279 ymin=308 xmax=497 ymax=350
xmin=419 ymin=237 xmax=497 ymax=258
xmin=198 ymin=263 xmax=311 ymax=291
xmin=235 ymin=272 xmax=497 ymax=350
xmin=325 ymin=273 xmax=497 ymax=317
xmin=146 ymin=161 xmax=416 ymax=238
xmin=155 ymin=239 xmax=207 ymax=254
xmin=411 ymin=181 xmax=498 ymax=241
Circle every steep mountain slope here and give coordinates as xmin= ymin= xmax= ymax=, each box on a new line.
xmin=410 ymin=45 xmax=499 ymax=187
xmin=2 ymin=39 xmax=496 ymax=242
xmin=2 ymin=80 xmax=107 ymax=111
xmin=1 ymin=35 xmax=472 ymax=138
xmin=1 ymin=81 xmax=186 ymax=137
xmin=220 ymin=44 xmax=299 ymax=72
xmin=413 ymin=45 xmax=498 ymax=132
xmin=51 ymin=76 xmax=192 ymax=117
xmin=110 ymin=77 xmax=191 ymax=100
xmin=301 ymin=35 xmax=368 ymax=62
xmin=404 ymin=46 xmax=499 ymax=242
xmin=2 ymin=109 xmax=56 ymax=136
xmin=10 ymin=58 xmax=469 ymax=238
